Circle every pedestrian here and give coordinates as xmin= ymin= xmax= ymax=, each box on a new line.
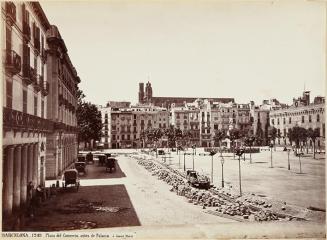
xmin=26 ymin=182 xmax=35 ymax=218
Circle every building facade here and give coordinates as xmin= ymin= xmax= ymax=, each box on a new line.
xmin=170 ymin=99 xmax=252 ymax=147
xmin=2 ymin=2 xmax=80 ymax=224
xmin=2 ymin=1 xmax=50 ymax=219
xmin=269 ymin=92 xmax=325 ymax=148
xmin=45 ymin=25 xmax=80 ymax=179
xmin=100 ymin=103 xmax=169 ymax=149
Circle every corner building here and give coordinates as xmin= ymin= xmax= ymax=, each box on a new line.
xmin=1 ymin=2 xmax=80 ymax=223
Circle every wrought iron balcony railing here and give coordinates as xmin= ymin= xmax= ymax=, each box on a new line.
xmin=4 ymin=49 xmax=21 ymax=75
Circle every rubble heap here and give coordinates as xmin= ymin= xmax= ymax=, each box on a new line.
xmin=136 ymin=157 xmax=283 ymax=222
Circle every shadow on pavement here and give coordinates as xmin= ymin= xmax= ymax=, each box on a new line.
xmin=22 ymin=184 xmax=141 ymax=231
xmin=79 ymin=160 xmax=126 ymax=179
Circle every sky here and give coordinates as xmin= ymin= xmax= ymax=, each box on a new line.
xmin=40 ymin=0 xmax=326 ymax=106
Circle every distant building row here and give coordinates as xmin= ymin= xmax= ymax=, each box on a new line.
xmin=100 ymin=84 xmax=325 ymax=149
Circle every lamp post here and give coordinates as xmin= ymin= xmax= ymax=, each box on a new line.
xmin=287 ymin=148 xmax=291 ymax=170
xmin=183 ymin=152 xmax=192 ymax=171
xmin=269 ymin=143 xmax=274 ymax=168
xmin=235 ymin=148 xmax=244 ymax=196
xmin=209 ymin=151 xmax=217 ymax=183
xmin=220 ymin=152 xmax=225 ymax=188
xmin=192 ymin=145 xmax=196 ymax=170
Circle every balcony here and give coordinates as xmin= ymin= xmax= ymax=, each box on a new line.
xmin=3 ymin=107 xmax=54 ymax=133
xmin=39 ymin=77 xmax=49 ymax=96
xmin=34 ymin=75 xmax=42 ymax=92
xmin=34 ymin=38 xmax=40 ymax=53
xmin=4 ymin=50 xmax=21 ymax=75
xmin=23 ymin=21 xmax=31 ymax=41
xmin=5 ymin=2 xmax=16 ymax=25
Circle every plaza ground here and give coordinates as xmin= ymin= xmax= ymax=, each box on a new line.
xmin=22 ymin=148 xmax=325 ymax=238
xmin=151 ymin=147 xmax=325 ymax=210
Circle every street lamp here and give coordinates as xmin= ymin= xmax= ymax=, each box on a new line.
xmin=183 ymin=152 xmax=192 ymax=171
xmin=235 ymin=148 xmax=244 ymax=196
xmin=192 ymin=145 xmax=196 ymax=170
xmin=220 ymin=152 xmax=225 ymax=188
xmin=287 ymin=148 xmax=291 ymax=170
xmin=199 ymin=151 xmax=216 ymax=183
xmin=209 ymin=150 xmax=217 ymax=183
xmin=269 ymin=143 xmax=274 ymax=168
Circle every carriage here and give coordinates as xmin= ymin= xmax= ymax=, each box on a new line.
xmin=105 ymin=158 xmax=116 ymax=173
xmin=75 ymin=162 xmax=87 ymax=174
xmin=62 ymin=169 xmax=80 ymax=191
xmin=98 ymin=154 xmax=107 ymax=166
xmin=77 ymin=154 xmax=86 ymax=163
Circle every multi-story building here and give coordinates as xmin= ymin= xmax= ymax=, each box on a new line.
xmin=45 ymin=25 xmax=80 ymax=179
xmin=100 ymin=103 xmax=169 ymax=148
xmin=171 ymin=99 xmax=252 ymax=147
xmin=269 ymin=91 xmax=325 ymax=148
xmin=2 ymin=2 xmax=80 ymax=225
xmin=249 ymin=98 xmax=286 ymax=145
xmin=2 ymin=1 xmax=50 ymax=220
xmin=171 ymin=103 xmax=200 ymax=146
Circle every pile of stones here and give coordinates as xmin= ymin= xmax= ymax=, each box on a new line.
xmin=136 ymin=157 xmax=281 ymax=222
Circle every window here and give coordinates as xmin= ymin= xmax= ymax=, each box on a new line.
xmin=122 ymin=135 xmax=125 ymax=140
xmin=34 ymin=56 xmax=37 ymax=72
xmin=277 ymin=118 xmax=279 ymax=125
xmin=34 ymin=96 xmax=38 ymax=115
xmin=289 ymin=117 xmax=291 ymax=124
xmin=283 ymin=118 xmax=285 ymax=124
xmin=184 ymin=115 xmax=187 ymax=119
xmin=214 ymin=124 xmax=218 ymax=130
xmin=301 ymin=116 xmax=305 ymax=123
xmin=323 ymin=124 xmax=325 ymax=138
xmin=112 ymin=135 xmax=116 ymax=140
xmin=271 ymin=119 xmax=274 ymax=125
xmin=176 ymin=113 xmax=180 ymax=119
xmin=23 ymin=89 xmax=27 ymax=113
xmin=309 ymin=115 xmax=312 ymax=123
xmin=317 ymin=114 xmax=320 ymax=122
xmin=41 ymin=99 xmax=44 ymax=118
xmin=127 ymin=135 xmax=130 ymax=140
xmin=283 ymin=129 xmax=286 ymax=137
xmin=6 ymin=81 xmax=13 ymax=108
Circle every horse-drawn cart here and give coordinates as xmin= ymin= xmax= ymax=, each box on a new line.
xmin=105 ymin=158 xmax=116 ymax=173
xmin=62 ymin=169 xmax=80 ymax=191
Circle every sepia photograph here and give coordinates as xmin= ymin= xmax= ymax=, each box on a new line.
xmin=1 ymin=0 xmax=326 ymax=238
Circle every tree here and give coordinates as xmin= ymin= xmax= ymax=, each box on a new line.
xmin=244 ymin=135 xmax=256 ymax=163
xmin=76 ymin=90 xmax=102 ymax=150
xmin=289 ymin=126 xmax=308 ymax=153
xmin=228 ymin=128 xmax=241 ymax=159
xmin=182 ymin=129 xmax=193 ymax=147
xmin=307 ymin=128 xmax=320 ymax=159
xmin=213 ymin=129 xmax=226 ymax=148
xmin=268 ymin=126 xmax=277 ymax=150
